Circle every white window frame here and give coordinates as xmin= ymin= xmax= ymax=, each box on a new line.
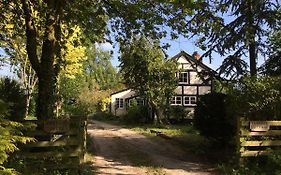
xmin=179 ymin=72 xmax=188 ymax=83
xmin=170 ymin=96 xmax=182 ymax=105
xmin=115 ymin=98 xmax=124 ymax=109
xmin=183 ymin=96 xmax=197 ymax=106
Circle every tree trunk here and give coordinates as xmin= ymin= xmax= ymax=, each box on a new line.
xmin=24 ymin=93 xmax=31 ymax=119
xmin=247 ymin=0 xmax=257 ymax=76
xmin=249 ymin=42 xmax=257 ymax=76
xmin=155 ymin=108 xmax=164 ymax=124
xmin=36 ymin=70 xmax=57 ymax=120
xmin=21 ymin=0 xmax=63 ymax=120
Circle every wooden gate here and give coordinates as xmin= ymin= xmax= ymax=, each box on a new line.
xmin=18 ymin=117 xmax=87 ymax=174
xmin=240 ymin=119 xmax=281 ymax=158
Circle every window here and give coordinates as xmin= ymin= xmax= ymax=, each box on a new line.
xmin=170 ymin=96 xmax=182 ymax=105
xmin=115 ymin=98 xmax=124 ymax=108
xmin=184 ymin=96 xmax=197 ymax=106
xmin=179 ymin=72 xmax=188 ymax=83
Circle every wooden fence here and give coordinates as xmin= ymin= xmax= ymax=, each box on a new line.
xmin=240 ymin=119 xmax=281 ymax=159
xmin=17 ymin=117 xmax=87 ymax=174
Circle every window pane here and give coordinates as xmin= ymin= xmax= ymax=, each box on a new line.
xmin=176 ymin=96 xmax=182 ymax=104
xmin=115 ymin=98 xmax=120 ymax=108
xmin=120 ymin=98 xmax=124 ymax=108
xmin=184 ymin=96 xmax=190 ymax=105
xmin=179 ymin=72 xmax=188 ymax=83
xmin=190 ymin=97 xmax=196 ymax=104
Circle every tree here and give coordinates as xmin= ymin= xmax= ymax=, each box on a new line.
xmin=59 ymin=46 xmax=122 ymax=116
xmin=0 ymin=34 xmax=37 ymax=118
xmin=120 ymin=36 xmax=178 ymax=123
xmin=183 ymin=0 xmax=280 ymax=76
xmin=260 ymin=28 xmax=281 ymax=76
xmin=84 ymin=46 xmax=122 ymax=90
xmin=0 ymin=0 xmax=194 ymax=119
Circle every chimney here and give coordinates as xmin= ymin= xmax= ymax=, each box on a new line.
xmin=192 ymin=51 xmax=202 ymax=61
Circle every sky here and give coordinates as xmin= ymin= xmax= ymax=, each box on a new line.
xmin=1 ymin=34 xmax=266 ymax=77
xmin=98 ymin=36 xmax=224 ymax=71
xmin=1 ymin=37 xmax=220 ymax=77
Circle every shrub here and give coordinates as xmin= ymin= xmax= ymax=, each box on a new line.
xmin=228 ymin=76 xmax=281 ymax=120
xmin=194 ymin=93 xmax=236 ymax=147
xmin=122 ymin=100 xmax=150 ymax=124
xmin=222 ymin=151 xmax=281 ymax=175
xmin=92 ymin=112 xmax=116 ymax=121
xmin=0 ymin=77 xmax=26 ymax=121
xmin=0 ymin=99 xmax=34 ymax=175
xmin=166 ymin=106 xmax=190 ymax=124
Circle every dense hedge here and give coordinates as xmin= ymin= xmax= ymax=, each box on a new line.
xmin=194 ymin=93 xmax=236 ymax=147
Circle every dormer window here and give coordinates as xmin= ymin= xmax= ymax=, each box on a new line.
xmin=179 ymin=72 xmax=188 ymax=83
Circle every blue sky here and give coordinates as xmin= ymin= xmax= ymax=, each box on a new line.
xmin=1 ymin=35 xmax=266 ymax=77
xmin=98 ymin=36 xmax=224 ymax=71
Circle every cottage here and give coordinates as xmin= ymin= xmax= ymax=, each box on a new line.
xmin=110 ymin=51 xmax=218 ymax=116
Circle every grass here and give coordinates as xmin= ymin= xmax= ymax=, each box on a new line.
xmin=125 ymin=123 xmax=197 ymax=137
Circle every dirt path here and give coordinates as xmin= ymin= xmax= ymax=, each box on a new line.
xmin=87 ymin=120 xmax=219 ymax=175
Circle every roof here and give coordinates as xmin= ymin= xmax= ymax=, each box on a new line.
xmin=170 ymin=50 xmax=219 ymax=76
xmin=110 ymin=88 xmax=131 ymax=96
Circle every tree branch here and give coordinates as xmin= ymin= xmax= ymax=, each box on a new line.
xmin=21 ymin=0 xmax=40 ymax=74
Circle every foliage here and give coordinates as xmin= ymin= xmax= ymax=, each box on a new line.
xmin=99 ymin=97 xmax=111 ymax=113
xmin=122 ymin=100 xmax=150 ymax=124
xmin=185 ymin=0 xmax=280 ymax=76
xmin=0 ymin=99 xmax=34 ymax=175
xmin=59 ymin=46 xmax=120 ymax=116
xmin=227 ymin=76 xmax=281 ymax=120
xmin=0 ymin=22 xmax=38 ymax=118
xmin=92 ymin=112 xmax=116 ymax=122
xmin=194 ymin=93 xmax=236 ymax=147
xmin=166 ymin=106 xmax=190 ymax=124
xmin=0 ymin=77 xmax=26 ymax=121
xmin=60 ymin=25 xmax=87 ymax=79
xmin=217 ymin=55 xmax=248 ymax=80
xmin=0 ymin=0 xmax=196 ymax=119
xmin=62 ymin=81 xmax=112 ymax=116
xmin=120 ymin=36 xmax=178 ymax=123
xmin=221 ymin=151 xmax=281 ymax=175
xmin=260 ymin=28 xmax=281 ymax=76
xmin=84 ymin=46 xmax=122 ymax=90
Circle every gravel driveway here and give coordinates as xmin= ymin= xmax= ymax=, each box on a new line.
xmin=87 ymin=120 xmax=219 ymax=175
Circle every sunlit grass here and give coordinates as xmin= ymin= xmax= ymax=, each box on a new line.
xmin=126 ymin=124 xmax=198 ymax=137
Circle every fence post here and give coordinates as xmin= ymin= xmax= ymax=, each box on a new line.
xmin=237 ymin=116 xmax=244 ymax=166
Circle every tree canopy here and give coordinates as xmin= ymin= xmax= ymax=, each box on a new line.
xmin=0 ymin=0 xmax=194 ymax=119
xmin=120 ymin=36 xmax=178 ymax=123
xmin=184 ymin=0 xmax=280 ymax=76
xmin=260 ymin=28 xmax=281 ymax=76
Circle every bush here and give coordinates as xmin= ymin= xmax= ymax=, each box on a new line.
xmin=0 ymin=99 xmax=34 ymax=175
xmin=194 ymin=93 xmax=236 ymax=147
xmin=222 ymin=151 xmax=281 ymax=175
xmin=166 ymin=106 xmax=190 ymax=124
xmin=0 ymin=77 xmax=26 ymax=121
xmin=92 ymin=112 xmax=116 ymax=121
xmin=228 ymin=76 xmax=281 ymax=120
xmin=122 ymin=100 xmax=150 ymax=124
